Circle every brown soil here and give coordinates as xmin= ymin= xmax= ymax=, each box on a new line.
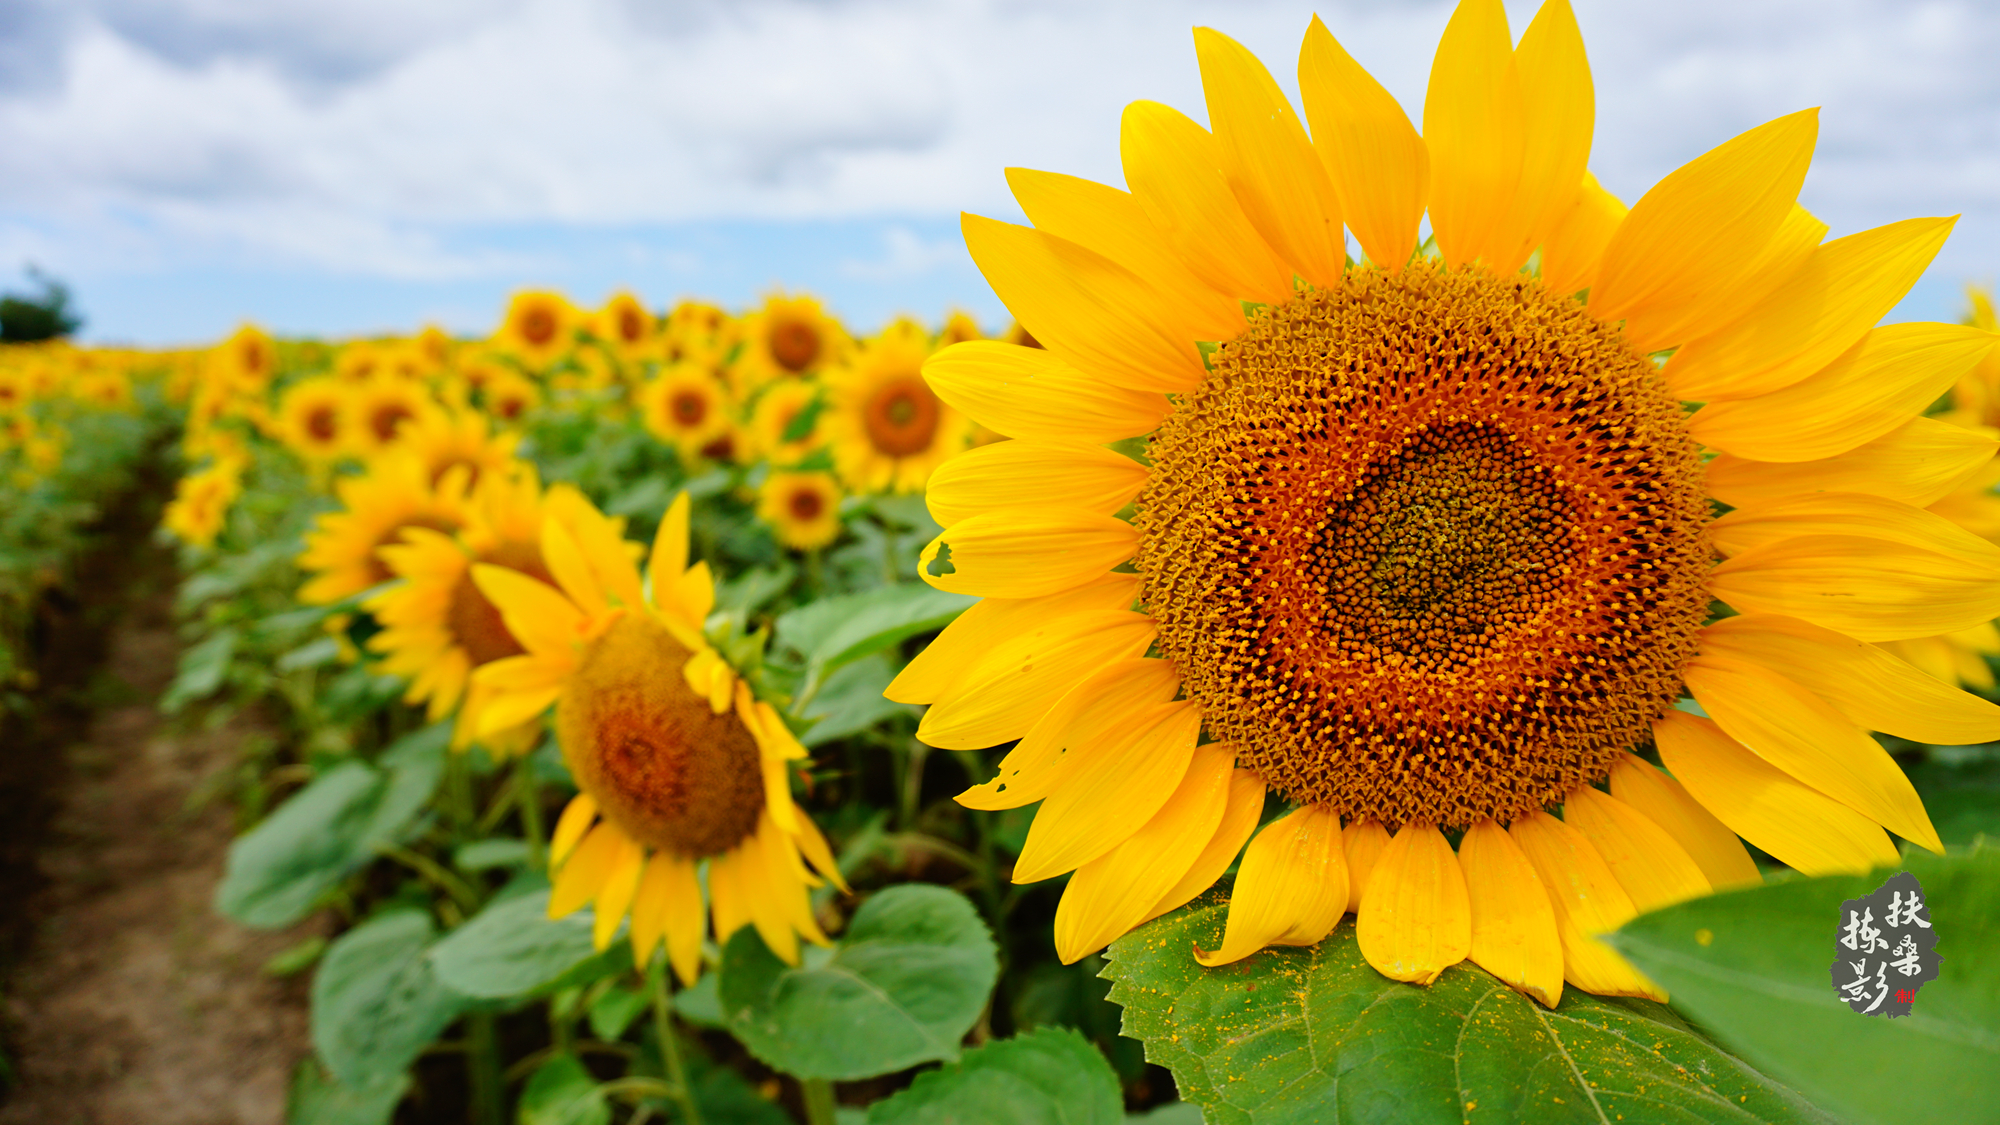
xmin=0 ymin=480 xmax=319 ymax=1124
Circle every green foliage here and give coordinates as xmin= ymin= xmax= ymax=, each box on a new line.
xmin=215 ymin=723 xmax=449 ymax=927
xmin=720 ymin=885 xmax=999 ymax=1080
xmin=1612 ymin=847 xmax=2000 ymax=1125
xmin=518 ymin=1054 xmax=611 ymax=1125
xmin=774 ymin=581 xmax=974 ymax=711
xmin=0 ymin=269 xmax=81 ymax=341
xmin=428 ymin=890 xmax=602 ymax=999
xmin=1104 ymin=892 xmax=1830 ymax=1125
xmin=286 ymin=1061 xmax=409 ymax=1125
xmin=866 ymin=1027 xmax=1124 ymax=1125
xmin=310 ymin=909 xmax=470 ymax=1088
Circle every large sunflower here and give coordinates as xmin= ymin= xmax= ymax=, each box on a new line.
xmin=469 ymin=493 xmax=843 ymax=980
xmin=895 ymin=0 xmax=2000 ymax=1007
xmin=824 ymin=319 xmax=970 ymax=494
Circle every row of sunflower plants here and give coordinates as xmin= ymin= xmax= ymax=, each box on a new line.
xmin=153 ymin=291 xmax=1172 ymax=1125
xmin=0 ymin=340 xmax=184 ymax=714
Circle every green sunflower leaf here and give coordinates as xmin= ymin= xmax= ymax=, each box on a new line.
xmin=519 ymin=1054 xmax=611 ymax=1125
xmin=866 ymin=1027 xmax=1123 ymax=1125
xmin=718 ymin=884 xmax=1000 ymax=1080
xmin=774 ymin=582 xmax=974 ymax=710
xmin=1103 ymin=891 xmax=1831 ymax=1125
xmin=428 ymin=890 xmax=600 ymax=999
xmin=310 ymin=908 xmax=469 ymax=1088
xmin=285 ymin=1060 xmax=409 ymax=1125
xmin=1609 ymin=847 xmax=2000 ymax=1125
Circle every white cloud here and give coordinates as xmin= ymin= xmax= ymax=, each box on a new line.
xmin=0 ymin=0 xmax=1995 ymax=308
xmin=839 ymin=225 xmax=969 ymax=280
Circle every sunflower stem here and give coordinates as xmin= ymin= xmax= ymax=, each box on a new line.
xmin=879 ymin=519 xmax=899 ymax=585
xmin=651 ymin=967 xmax=704 ymax=1125
xmin=898 ymin=738 xmax=929 ymax=831
xmin=801 ymin=1077 xmax=838 ymax=1125
xmin=515 ymin=753 xmax=546 ymax=870
xmin=465 ymin=1012 xmax=506 ymax=1125
xmin=804 ymin=547 xmax=823 ymax=596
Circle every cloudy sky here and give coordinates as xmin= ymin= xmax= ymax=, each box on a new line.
xmin=1 ymin=0 xmax=1995 ymax=344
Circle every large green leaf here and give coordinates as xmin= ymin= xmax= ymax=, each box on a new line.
xmin=215 ymin=723 xmax=449 ymax=928
xmin=801 ymin=654 xmax=918 ymax=747
xmin=518 ymin=1054 xmax=611 ymax=1125
xmin=285 ymin=1060 xmax=409 ymax=1125
xmin=719 ymin=884 xmax=999 ymax=1080
xmin=1904 ymin=754 xmax=2000 ymax=846
xmin=311 ymin=909 xmax=470 ymax=1088
xmin=1103 ymin=892 xmax=1829 ymax=1125
xmin=775 ymin=583 xmax=974 ymax=706
xmin=867 ymin=1027 xmax=1124 ymax=1125
xmin=428 ymin=890 xmax=601 ymax=999
xmin=1611 ymin=848 xmax=2000 ymax=1125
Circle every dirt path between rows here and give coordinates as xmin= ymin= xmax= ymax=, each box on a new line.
xmin=1 ymin=481 xmax=320 ymax=1125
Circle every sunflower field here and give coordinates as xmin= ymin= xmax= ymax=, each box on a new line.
xmin=6 ymin=2 xmax=2000 ymax=1124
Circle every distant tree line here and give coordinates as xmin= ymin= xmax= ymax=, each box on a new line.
xmin=1 ymin=266 xmax=82 ymax=342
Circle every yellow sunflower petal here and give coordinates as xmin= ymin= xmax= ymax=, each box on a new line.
xmin=550 ymin=821 xmax=622 ymax=919
xmin=962 ymin=214 xmax=1204 ymax=394
xmin=541 ymin=517 xmax=607 ymax=619
xmin=1343 ymin=818 xmax=1392 ymax=915
xmin=1456 ymin=819 xmax=1563 ymax=1008
xmin=1355 ymin=823 xmax=1470 ymax=985
xmin=550 ymin=793 xmax=599 ymax=867
xmin=660 ymin=853 xmax=705 ymax=987
xmin=1685 ymin=654 xmax=1943 ymax=852
xmin=1195 ymin=804 xmax=1346 ymax=968
xmin=914 ymin=610 xmax=1157 ymax=749
xmin=1705 ymin=418 xmax=1997 ymax=510
xmin=593 ymin=837 xmax=645 ymax=951
xmin=1005 ymin=168 xmax=1243 ymax=342
xmin=788 ymin=811 xmax=849 ymax=894
xmin=1607 ymin=752 xmax=1762 ymax=891
xmin=1053 ymin=743 xmax=1236 ymax=963
xmin=956 ymin=656 xmax=1181 ymax=811
xmin=1700 ymin=613 xmax=2000 ymax=746
xmin=1653 ymin=711 xmax=1900 ymax=876
xmin=1121 ymin=100 xmax=1297 ymax=305
xmin=1296 ymin=16 xmax=1427 ymax=270
xmin=1666 ymin=216 xmax=1958 ymax=401
xmin=650 ymin=491 xmax=691 ymax=594
xmin=918 ymin=508 xmax=1138 ymax=599
xmin=706 ymin=849 xmax=748 ymax=951
xmin=1509 ymin=811 xmax=1664 ymax=1001
xmin=1421 ymin=0 xmax=1525 ymax=271
xmin=885 ymin=573 xmax=1140 ymax=705
xmin=471 ymin=564 xmax=584 ymax=656
xmin=1510 ymin=0 xmax=1594 ymax=269
xmin=1711 ymin=491 xmax=2000 ymax=568
xmin=629 ymin=856 xmax=674 ymax=970
xmin=924 ymin=440 xmax=1150 ymax=529
xmin=1561 ymin=787 xmax=1711 ymax=913
xmin=1195 ymin=27 xmax=1345 ymax=287
xmin=1143 ymin=764 xmax=1266 ymax=925
xmin=1589 ymin=109 xmax=1816 ymax=334
xmin=1538 ymin=171 xmax=1624 ymax=297
xmin=1013 ymin=702 xmax=1202 ymax=883
xmin=1621 ymin=203 xmax=1826 ymax=356
xmin=922 ymin=342 xmax=1170 ymax=445
xmin=1708 ymin=535 xmax=2000 ymax=642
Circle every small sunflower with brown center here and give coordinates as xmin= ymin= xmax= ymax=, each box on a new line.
xmin=468 ymin=493 xmax=845 ymax=979
xmin=758 ymin=471 xmax=844 ymax=550
xmin=592 ymin=291 xmax=656 ymax=359
xmin=162 ymin=458 xmax=244 ymax=548
xmin=298 ymin=456 xmax=469 ymax=605
xmin=212 ymin=324 xmax=277 ymax=395
xmin=937 ymin=311 xmax=985 ymax=347
xmin=738 ymin=293 xmax=850 ymax=389
xmin=497 ymin=290 xmax=580 ymax=370
xmin=343 ymin=378 xmax=439 ymax=460
xmin=825 ymin=320 xmax=969 ymax=494
xmin=897 ymin=0 xmax=2000 ymax=1008
xmin=272 ymin=376 xmax=351 ymax=464
xmin=390 ymin=406 xmax=520 ymax=491
xmin=480 ymin=373 xmax=541 ymax=426
xmin=639 ymin=364 xmax=733 ymax=460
